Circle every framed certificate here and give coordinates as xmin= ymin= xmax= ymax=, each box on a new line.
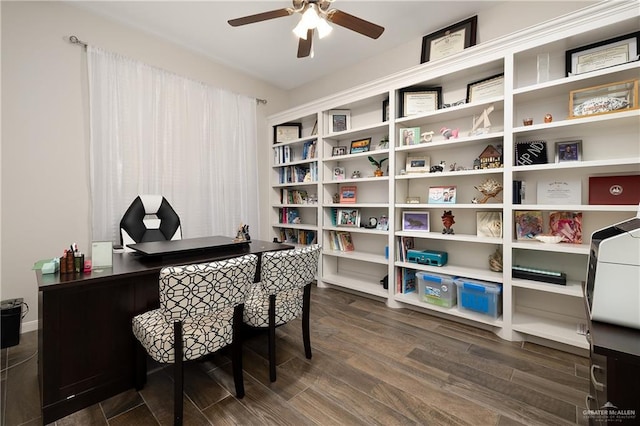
xmin=273 ymin=123 xmax=301 ymax=143
xmin=466 ymin=73 xmax=504 ymax=103
xmin=399 ymin=87 xmax=442 ymax=117
xmin=420 ymin=16 xmax=478 ymax=63
xmin=565 ymin=31 xmax=640 ymax=76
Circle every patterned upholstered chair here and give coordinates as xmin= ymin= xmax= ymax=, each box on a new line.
xmin=132 ymin=254 xmax=258 ymax=425
xmin=120 ymin=195 xmax=182 ymax=251
xmin=243 ymin=244 xmax=320 ymax=382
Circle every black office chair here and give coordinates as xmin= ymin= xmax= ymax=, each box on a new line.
xmin=120 ymin=195 xmax=181 ymax=251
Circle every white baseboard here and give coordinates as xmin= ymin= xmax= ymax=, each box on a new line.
xmin=22 ymin=320 xmax=38 ymax=333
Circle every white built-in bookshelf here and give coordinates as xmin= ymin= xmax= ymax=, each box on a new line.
xmin=268 ymin=1 xmax=639 ymax=353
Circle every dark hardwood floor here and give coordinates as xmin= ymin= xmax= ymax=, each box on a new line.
xmin=1 ymin=284 xmax=590 ymax=425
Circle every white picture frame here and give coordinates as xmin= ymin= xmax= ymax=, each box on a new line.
xmin=405 ymin=155 xmax=430 ymax=173
xmin=329 ymin=109 xmax=351 ymax=133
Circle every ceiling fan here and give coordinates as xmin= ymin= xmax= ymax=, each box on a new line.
xmin=228 ymin=0 xmax=385 ymax=58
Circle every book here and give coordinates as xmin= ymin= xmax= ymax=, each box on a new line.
xmin=402 ymin=268 xmax=416 ymax=294
xmin=514 ymin=211 xmax=543 ymax=240
xmin=476 ymin=212 xmax=503 ymax=238
xmin=399 ymin=236 xmax=415 ymax=261
xmin=337 ymin=231 xmax=355 ymax=251
xmin=549 ymin=211 xmax=582 ymax=244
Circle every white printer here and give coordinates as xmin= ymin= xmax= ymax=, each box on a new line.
xmin=586 ymin=212 xmax=640 ymax=329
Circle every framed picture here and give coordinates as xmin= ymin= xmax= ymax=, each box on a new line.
xmin=333 ymin=166 xmax=346 ymax=180
xmin=337 ymin=208 xmax=360 ymax=227
xmin=549 ymin=211 xmax=583 ymax=244
xmin=466 ymin=73 xmax=504 ymax=103
xmin=274 ymin=123 xmax=301 ymax=143
xmin=402 ymin=211 xmax=430 ymax=231
xmin=339 ymin=185 xmax=357 ymax=203
xmin=329 ymin=109 xmax=350 ymax=133
xmin=382 ymin=99 xmax=390 ymax=122
xmin=399 ymin=87 xmax=442 ymax=117
xmin=565 ymin=31 xmax=640 ymax=76
xmin=376 ymin=215 xmax=388 ymax=231
xmin=428 ymin=186 xmax=457 ymax=204
xmin=476 ymin=212 xmax=503 ymax=238
xmin=405 ymin=155 xmax=430 ymax=173
xmin=569 ymin=79 xmax=637 ymax=118
xmin=420 ymin=15 xmax=478 ymax=63
xmin=399 ymin=127 xmax=420 ymax=146
xmin=332 ymin=146 xmax=347 ymax=156
xmin=514 ymin=140 xmax=548 ymax=166
xmin=555 ymin=140 xmax=582 ymax=162
xmin=350 ymin=138 xmax=371 ymax=154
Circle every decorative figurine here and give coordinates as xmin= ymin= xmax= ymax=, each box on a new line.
xmin=469 ymin=105 xmax=494 ymax=136
xmin=441 ymin=210 xmax=455 ymax=234
xmin=440 ymin=127 xmax=459 ymax=139
xmin=476 ymin=144 xmax=503 ymax=169
xmin=420 ymin=131 xmax=435 ymax=143
xmin=234 ymin=223 xmax=251 ymax=242
xmin=522 ymin=117 xmax=533 ymax=126
xmin=333 ymin=193 xmax=340 ymax=203
xmin=367 ymin=156 xmax=388 ymax=177
xmin=488 ymin=249 xmax=503 ymax=272
xmin=430 ymin=160 xmax=446 ymax=173
xmin=544 ymin=113 xmax=553 ymax=123
xmin=351 ymin=170 xmax=361 ymax=179
xmin=474 ymin=178 xmax=504 ymax=204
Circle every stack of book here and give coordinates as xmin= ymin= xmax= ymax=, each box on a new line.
xmin=327 ymin=230 xmax=355 ymax=251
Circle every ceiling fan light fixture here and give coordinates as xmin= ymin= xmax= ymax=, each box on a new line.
xmin=292 ymin=20 xmax=309 ymax=39
xmin=300 ymin=4 xmax=320 ymax=28
xmin=316 ymin=18 xmax=333 ymax=39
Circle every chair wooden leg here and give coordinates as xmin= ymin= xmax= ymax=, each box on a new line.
xmin=232 ymin=304 xmax=245 ymax=398
xmin=268 ymin=293 xmax=277 ymax=382
xmin=134 ymin=340 xmax=147 ymax=390
xmin=174 ymin=321 xmax=184 ymax=426
xmin=302 ymin=284 xmax=312 ymax=359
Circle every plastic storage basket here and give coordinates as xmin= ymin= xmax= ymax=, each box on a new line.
xmin=454 ymin=278 xmax=502 ymax=318
xmin=416 ymin=272 xmax=457 ymax=308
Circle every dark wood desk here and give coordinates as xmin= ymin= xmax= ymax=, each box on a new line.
xmin=36 ymin=239 xmax=291 ymax=424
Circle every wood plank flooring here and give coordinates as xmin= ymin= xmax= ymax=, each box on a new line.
xmin=1 ymin=284 xmax=590 ymax=425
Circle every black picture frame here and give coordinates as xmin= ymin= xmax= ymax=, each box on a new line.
xmin=399 ymin=87 xmax=442 ymax=117
xmin=514 ymin=140 xmax=548 ymax=166
xmin=420 ymin=16 xmax=478 ymax=63
xmin=349 ymin=138 xmax=371 ymax=154
xmin=273 ymin=123 xmax=301 ymax=144
xmin=466 ymin=73 xmax=504 ymax=103
xmin=382 ymin=99 xmax=390 ymax=122
xmin=565 ymin=31 xmax=640 ymax=76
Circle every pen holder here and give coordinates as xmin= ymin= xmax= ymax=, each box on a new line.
xmin=74 ymin=254 xmax=84 ymax=273
xmin=60 ymin=253 xmax=74 ymax=274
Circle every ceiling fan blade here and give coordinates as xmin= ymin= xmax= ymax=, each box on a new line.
xmin=228 ymin=8 xmax=292 ymax=27
xmin=327 ymin=9 xmax=384 ymax=39
xmin=297 ymin=29 xmax=314 ymax=58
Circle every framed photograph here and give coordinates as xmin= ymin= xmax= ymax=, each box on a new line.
xmin=382 ymin=99 xmax=390 ymax=122
xmin=570 ymin=79 xmax=638 ymax=118
xmin=376 ymin=215 xmax=389 ymax=231
xmin=555 ymin=140 xmax=582 ymax=162
xmin=402 ymin=211 xmax=430 ymax=232
xmin=466 ymin=73 xmax=504 ymax=103
xmin=428 ymin=186 xmax=457 ymax=204
xmin=476 ymin=212 xmax=503 ymax=238
xmin=405 ymin=155 xmax=430 ymax=173
xmin=565 ymin=31 xmax=640 ymax=76
xmin=399 ymin=87 xmax=442 ymax=117
xmin=274 ymin=123 xmax=301 ymax=144
xmin=350 ymin=138 xmax=371 ymax=154
xmin=514 ymin=140 xmax=548 ymax=166
xmin=337 ymin=208 xmax=360 ymax=227
xmin=333 ymin=166 xmax=346 ymax=180
xmin=332 ymin=146 xmax=347 ymax=156
xmin=329 ymin=109 xmax=351 ymax=133
xmin=339 ymin=185 xmax=357 ymax=203
xmin=514 ymin=210 xmax=543 ymax=240
xmin=420 ymin=15 xmax=478 ymax=63
xmin=399 ymin=127 xmax=420 ymax=146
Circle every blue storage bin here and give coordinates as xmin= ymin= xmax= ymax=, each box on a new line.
xmin=454 ymin=278 xmax=502 ymax=318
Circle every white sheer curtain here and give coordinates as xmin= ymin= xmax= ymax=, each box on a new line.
xmin=87 ymin=46 xmax=259 ymax=243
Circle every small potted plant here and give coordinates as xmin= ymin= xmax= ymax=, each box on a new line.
xmin=368 ymin=156 xmax=388 ymax=177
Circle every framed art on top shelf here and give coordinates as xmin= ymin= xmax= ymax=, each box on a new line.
xmin=420 ymin=15 xmax=478 ymax=63
xmin=565 ymin=31 xmax=640 ymax=76
xmin=466 ymin=73 xmax=504 ymax=103
xmin=399 ymin=87 xmax=442 ymax=117
xmin=329 ymin=109 xmax=351 ymax=133
xmin=274 ymin=123 xmax=301 ymax=143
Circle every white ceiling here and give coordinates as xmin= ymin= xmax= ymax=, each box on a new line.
xmin=70 ymin=1 xmax=501 ymax=90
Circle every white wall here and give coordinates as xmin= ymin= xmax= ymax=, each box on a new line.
xmin=0 ymin=1 xmax=288 ymax=329
xmin=288 ymin=1 xmax=595 ymax=106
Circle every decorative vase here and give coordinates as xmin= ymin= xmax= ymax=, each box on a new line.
xmin=374 ymin=169 xmax=383 ymax=177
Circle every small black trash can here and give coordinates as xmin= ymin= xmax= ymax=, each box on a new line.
xmin=1 ymin=298 xmax=24 ymax=349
